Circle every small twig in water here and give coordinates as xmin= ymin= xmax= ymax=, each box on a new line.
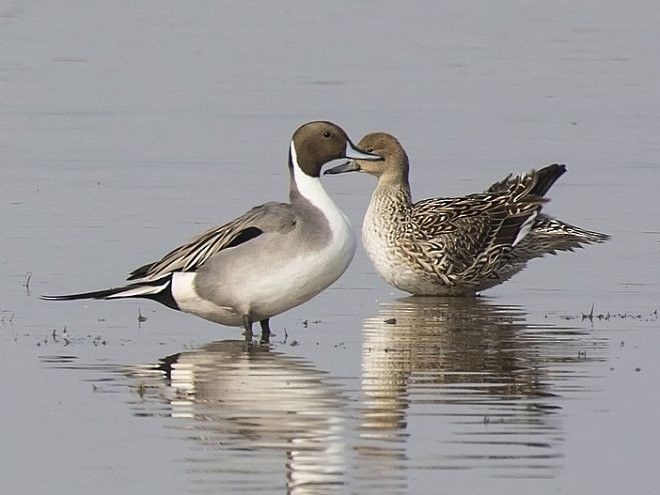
xmin=23 ymin=272 xmax=32 ymax=295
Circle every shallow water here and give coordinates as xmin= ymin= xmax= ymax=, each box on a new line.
xmin=1 ymin=1 xmax=659 ymax=494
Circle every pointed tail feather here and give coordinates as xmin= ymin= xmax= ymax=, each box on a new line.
xmin=533 ymin=216 xmax=610 ymax=245
xmin=489 ymin=165 xmax=566 ymax=249
xmin=513 ymin=215 xmax=610 ymax=262
xmin=529 ymin=164 xmax=566 ymax=197
xmin=41 ymin=277 xmax=179 ymax=310
xmin=487 ymin=164 xmax=566 ymax=198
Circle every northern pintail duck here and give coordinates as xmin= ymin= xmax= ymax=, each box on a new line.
xmin=42 ymin=121 xmax=382 ymax=342
xmin=326 ymin=132 xmax=608 ymax=296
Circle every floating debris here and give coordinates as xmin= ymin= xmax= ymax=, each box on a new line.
xmin=581 ymin=302 xmax=595 ymax=322
xmin=23 ymin=272 xmax=32 ymax=295
xmin=556 ymin=307 xmax=658 ymax=323
xmin=138 ymin=309 xmax=147 ymax=327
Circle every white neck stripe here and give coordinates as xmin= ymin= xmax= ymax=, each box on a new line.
xmin=289 ymin=140 xmax=352 ymax=235
xmin=290 ymin=141 xmax=329 ymax=209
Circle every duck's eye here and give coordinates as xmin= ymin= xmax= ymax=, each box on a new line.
xmin=366 ymin=147 xmax=374 ymax=153
xmin=323 ymin=131 xmax=331 ymax=138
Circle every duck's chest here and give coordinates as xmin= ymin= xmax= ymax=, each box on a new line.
xmin=362 ymin=196 xmax=412 ymax=274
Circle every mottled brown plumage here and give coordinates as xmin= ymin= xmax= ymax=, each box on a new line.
xmin=325 ymin=132 xmax=609 ymax=296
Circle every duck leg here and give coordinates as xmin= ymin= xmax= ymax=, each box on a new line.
xmin=259 ymin=319 xmax=271 ymax=344
xmin=242 ymin=314 xmax=254 ymax=342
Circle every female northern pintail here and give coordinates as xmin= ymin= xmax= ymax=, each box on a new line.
xmin=42 ymin=121 xmax=382 ymax=342
xmin=325 ymin=132 xmax=609 ymax=296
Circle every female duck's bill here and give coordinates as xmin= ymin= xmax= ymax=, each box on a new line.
xmin=324 ymin=160 xmax=363 ymax=175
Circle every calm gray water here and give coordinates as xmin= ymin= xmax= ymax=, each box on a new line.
xmin=1 ymin=1 xmax=659 ymax=494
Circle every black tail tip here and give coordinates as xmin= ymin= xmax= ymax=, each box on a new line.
xmin=40 ymin=294 xmax=83 ymax=301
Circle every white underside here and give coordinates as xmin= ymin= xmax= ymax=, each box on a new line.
xmin=170 ymin=237 xmax=354 ymax=327
xmin=171 ymin=271 xmax=238 ymax=324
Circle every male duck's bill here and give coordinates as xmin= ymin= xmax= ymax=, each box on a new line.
xmin=41 ymin=121 xmax=382 ymax=344
xmin=324 ymin=160 xmax=363 ymax=175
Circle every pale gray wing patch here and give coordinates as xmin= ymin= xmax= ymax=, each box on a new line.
xmin=128 ymin=202 xmax=297 ymax=280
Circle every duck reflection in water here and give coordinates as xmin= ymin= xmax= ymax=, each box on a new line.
xmin=356 ymin=296 xmax=600 ymax=482
xmin=128 ymin=340 xmax=348 ymax=494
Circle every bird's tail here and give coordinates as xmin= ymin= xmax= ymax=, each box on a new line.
xmin=41 ymin=276 xmax=179 ymax=309
xmin=487 ymin=164 xmax=567 ymax=197
xmin=532 ymin=216 xmax=610 ymax=249
xmin=513 ymin=215 xmax=610 ymax=261
xmin=528 ymin=164 xmax=567 ymax=197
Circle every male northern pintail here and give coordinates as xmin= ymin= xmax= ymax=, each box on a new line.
xmin=325 ymin=132 xmax=609 ymax=296
xmin=42 ymin=121 xmax=382 ymax=342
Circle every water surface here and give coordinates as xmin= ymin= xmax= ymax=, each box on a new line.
xmin=1 ymin=1 xmax=659 ymax=494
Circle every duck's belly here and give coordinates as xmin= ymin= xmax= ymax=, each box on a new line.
xmin=238 ymin=246 xmax=354 ymax=320
xmin=173 ymin=239 xmax=355 ymax=326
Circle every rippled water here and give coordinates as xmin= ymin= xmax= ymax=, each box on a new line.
xmin=128 ymin=342 xmax=348 ymax=494
xmin=33 ymin=299 xmax=615 ymax=494
xmin=359 ymin=299 xmax=603 ymax=477
xmin=2 ymin=1 xmax=659 ymax=494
